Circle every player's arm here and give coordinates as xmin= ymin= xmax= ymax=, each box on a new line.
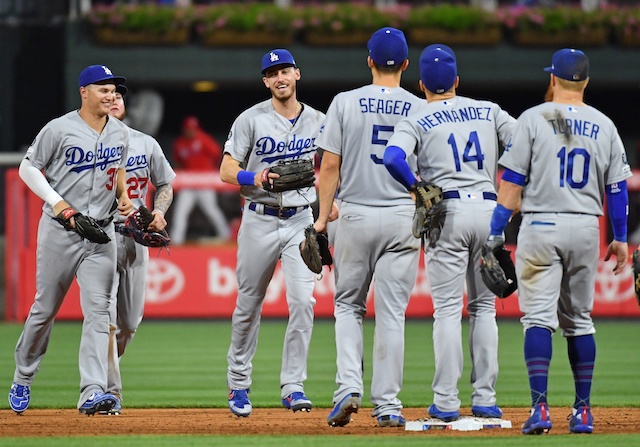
xmin=489 ymin=169 xmax=525 ymax=237
xmin=604 ymin=180 xmax=629 ymax=274
xmin=220 ymin=153 xmax=263 ymax=187
xmin=382 ymin=145 xmax=418 ymax=190
xmin=116 ymin=168 xmax=134 ymax=215
xmin=18 ymin=158 xmax=69 ymax=215
xmin=313 ymin=151 xmax=341 ymax=234
xmin=147 ymin=183 xmax=173 ymax=232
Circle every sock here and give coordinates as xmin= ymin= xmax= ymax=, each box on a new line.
xmin=524 ymin=326 xmax=553 ymax=407
xmin=567 ymin=334 xmax=596 ymax=409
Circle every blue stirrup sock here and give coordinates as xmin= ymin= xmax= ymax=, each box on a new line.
xmin=567 ymin=334 xmax=596 ymax=409
xmin=524 ymin=326 xmax=553 ymax=406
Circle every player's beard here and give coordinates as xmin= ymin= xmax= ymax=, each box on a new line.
xmin=271 ymin=82 xmax=296 ymax=103
xmin=544 ymin=82 xmax=553 ymax=102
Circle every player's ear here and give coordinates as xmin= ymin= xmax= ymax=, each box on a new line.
xmin=454 ymin=76 xmax=460 ymax=89
xmin=367 ymin=56 xmax=375 ymax=69
xmin=418 ymin=80 xmax=426 ymax=94
xmin=294 ymin=68 xmax=301 ymax=81
xmin=262 ymin=76 xmax=269 ymax=88
xmin=401 ymin=59 xmax=409 ymax=71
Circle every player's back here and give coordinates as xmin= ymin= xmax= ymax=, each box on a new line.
xmin=394 ymin=96 xmax=514 ymax=193
xmin=500 ymin=102 xmax=631 ymax=215
xmin=317 ymin=84 xmax=423 ymax=206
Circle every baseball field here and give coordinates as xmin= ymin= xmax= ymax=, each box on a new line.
xmin=0 ymin=318 xmax=638 ymax=446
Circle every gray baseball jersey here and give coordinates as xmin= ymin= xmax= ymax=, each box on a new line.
xmin=224 ymin=99 xmax=325 ymax=399
xmin=387 ymin=95 xmax=515 ymax=413
xmin=498 ymin=102 xmax=631 ymax=334
xmin=14 ymin=111 xmax=130 ymax=408
xmin=316 ymin=85 xmax=423 ymax=419
xmin=107 ymin=128 xmax=175 ymax=400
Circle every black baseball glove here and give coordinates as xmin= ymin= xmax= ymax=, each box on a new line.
xmin=412 ymin=181 xmax=445 ymax=247
xmin=632 ymin=249 xmax=640 ymax=307
xmin=480 ymin=235 xmax=517 ymax=298
xmin=299 ymin=225 xmax=333 ymax=274
xmin=118 ymin=206 xmax=171 ymax=248
xmin=55 ymin=207 xmax=111 ymax=244
xmin=262 ymin=159 xmax=315 ymax=193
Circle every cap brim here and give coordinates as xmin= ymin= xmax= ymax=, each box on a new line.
xmin=89 ymin=76 xmax=127 ymax=86
xmin=262 ymin=63 xmax=295 ymax=75
xmin=543 ymin=66 xmax=553 ymax=73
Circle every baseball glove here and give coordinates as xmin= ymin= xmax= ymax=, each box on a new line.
xmin=632 ymin=249 xmax=640 ymax=307
xmin=55 ymin=207 xmax=110 ymax=244
xmin=480 ymin=236 xmax=517 ymax=298
xmin=412 ymin=181 xmax=445 ymax=247
xmin=299 ymin=225 xmax=333 ymax=274
xmin=262 ymin=159 xmax=315 ymax=193
xmin=118 ymin=206 xmax=171 ymax=248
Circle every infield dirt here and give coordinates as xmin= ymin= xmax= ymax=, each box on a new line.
xmin=1 ymin=407 xmax=639 ymax=437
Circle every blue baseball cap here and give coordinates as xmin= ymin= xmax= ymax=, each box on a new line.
xmin=544 ymin=48 xmax=590 ymax=81
xmin=78 ymin=65 xmax=126 ymax=88
xmin=419 ymin=44 xmax=457 ymax=94
xmin=261 ymin=49 xmax=296 ymax=74
xmin=367 ymin=27 xmax=408 ymax=67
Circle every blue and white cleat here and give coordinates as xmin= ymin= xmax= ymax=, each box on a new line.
xmin=569 ymin=406 xmax=593 ymax=434
xmin=78 ymin=392 xmax=118 ymax=416
xmin=228 ymin=389 xmax=252 ymax=417
xmin=428 ymin=403 xmax=460 ymax=422
xmin=377 ymin=414 xmax=406 ymax=427
xmin=327 ymin=393 xmax=361 ymax=427
xmin=8 ymin=382 xmax=31 ymax=414
xmin=282 ymin=391 xmax=312 ymax=412
xmin=522 ymin=402 xmax=553 ymax=435
xmin=472 ymin=404 xmax=503 ymax=418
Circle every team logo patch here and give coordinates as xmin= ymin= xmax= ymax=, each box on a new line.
xmin=270 ymin=52 xmax=279 ymax=63
xmin=102 ymin=66 xmax=113 ymax=76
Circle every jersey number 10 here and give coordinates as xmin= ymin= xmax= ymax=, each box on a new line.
xmin=557 ymin=147 xmax=590 ymax=189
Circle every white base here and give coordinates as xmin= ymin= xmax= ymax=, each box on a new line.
xmin=405 ymin=417 xmax=513 ymax=432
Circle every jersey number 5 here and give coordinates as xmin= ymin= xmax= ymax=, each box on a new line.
xmin=370 ymin=124 xmax=394 ymax=164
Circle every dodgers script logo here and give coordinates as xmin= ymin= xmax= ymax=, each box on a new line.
xmin=125 ymin=154 xmax=149 ymax=174
xmin=65 ymin=143 xmax=124 ymax=173
xmin=255 ymin=134 xmax=316 ymax=164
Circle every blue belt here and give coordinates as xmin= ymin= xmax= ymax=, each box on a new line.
xmin=443 ymin=191 xmax=497 ymax=201
xmin=248 ymin=202 xmax=309 ymax=219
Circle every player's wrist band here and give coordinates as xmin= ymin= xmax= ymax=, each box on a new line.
xmin=490 ymin=204 xmax=513 ymax=236
xmin=237 ymin=170 xmax=257 ymax=186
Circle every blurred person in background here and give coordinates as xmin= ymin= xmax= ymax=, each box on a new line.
xmin=171 ymin=115 xmax=230 ymax=244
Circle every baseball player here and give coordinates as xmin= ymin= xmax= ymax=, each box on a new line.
xmin=104 ymin=84 xmax=176 ymax=414
xmin=383 ymin=44 xmax=515 ymax=422
xmin=219 ymin=49 xmax=325 ymax=417
xmin=486 ymin=48 xmax=631 ymax=435
xmin=313 ymin=28 xmax=423 ymax=428
xmin=8 ymin=65 xmax=134 ymax=415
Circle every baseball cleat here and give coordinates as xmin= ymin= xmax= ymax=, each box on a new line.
xmin=8 ymin=382 xmax=31 ymax=414
xmin=99 ymin=398 xmax=122 ymax=415
xmin=78 ymin=392 xmax=118 ymax=416
xmin=471 ymin=404 xmax=503 ymax=418
xmin=568 ymin=406 xmax=593 ymax=434
xmin=377 ymin=414 xmax=406 ymax=427
xmin=282 ymin=391 xmax=312 ymax=412
xmin=428 ymin=404 xmax=460 ymax=422
xmin=228 ymin=389 xmax=252 ymax=417
xmin=522 ymin=402 xmax=552 ymax=435
xmin=327 ymin=393 xmax=361 ymax=427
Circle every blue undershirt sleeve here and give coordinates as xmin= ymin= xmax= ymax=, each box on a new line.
xmin=383 ymin=145 xmax=418 ymax=191
xmin=606 ymin=180 xmax=628 ymax=242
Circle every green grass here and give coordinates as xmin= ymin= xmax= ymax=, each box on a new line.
xmin=0 ymin=319 xmax=638 ymax=445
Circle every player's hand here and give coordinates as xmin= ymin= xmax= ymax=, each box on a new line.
xmin=148 ymin=210 xmax=167 ymax=232
xmin=118 ymin=195 xmax=134 ymax=216
xmin=604 ymin=240 xmax=628 ymax=275
xmin=328 ymin=201 xmax=340 ymax=222
xmin=313 ymin=220 xmax=326 ymax=234
xmin=52 ymin=200 xmax=72 ymax=219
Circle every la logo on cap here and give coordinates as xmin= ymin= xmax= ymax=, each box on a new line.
xmin=102 ymin=66 xmax=113 ymax=76
xmin=270 ymin=52 xmax=279 ymax=62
